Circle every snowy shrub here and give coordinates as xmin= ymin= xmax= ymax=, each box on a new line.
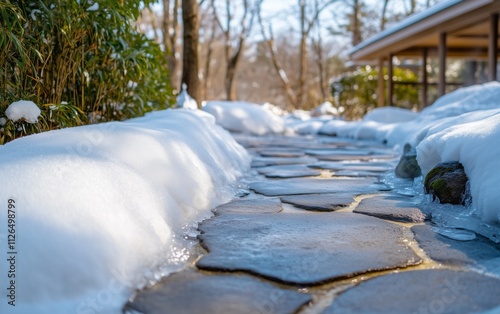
xmin=0 ymin=0 xmax=174 ymax=144
xmin=331 ymin=65 xmax=419 ymax=120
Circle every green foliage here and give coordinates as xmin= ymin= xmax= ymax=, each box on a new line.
xmin=331 ymin=65 xmax=419 ymax=120
xmin=0 ymin=0 xmax=174 ymax=144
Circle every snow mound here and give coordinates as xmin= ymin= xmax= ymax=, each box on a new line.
xmin=363 ymin=106 xmax=418 ymax=123
xmin=417 ymin=111 xmax=500 ymax=223
xmin=422 ymin=81 xmax=500 ymax=118
xmin=0 ymin=109 xmax=249 ymax=313
xmin=311 ymin=101 xmax=339 ymax=117
xmin=175 ymin=83 xmax=198 ymax=110
xmin=5 ymin=100 xmax=41 ymax=123
xmin=203 ymin=101 xmax=285 ymax=135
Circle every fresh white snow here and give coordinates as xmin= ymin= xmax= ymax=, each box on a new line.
xmin=203 ymin=100 xmax=285 ymax=135
xmin=0 ymin=109 xmax=250 ymax=314
xmin=5 ymin=100 xmax=41 ymax=124
xmin=175 ymin=83 xmax=198 ymax=110
xmin=281 ymin=82 xmax=500 ymax=227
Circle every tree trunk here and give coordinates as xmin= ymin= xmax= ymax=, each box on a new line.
xmin=298 ymin=0 xmax=307 ymax=108
xmin=352 ymin=0 xmax=362 ymax=46
xmin=202 ymin=21 xmax=217 ymax=100
xmin=181 ymin=0 xmax=200 ymax=106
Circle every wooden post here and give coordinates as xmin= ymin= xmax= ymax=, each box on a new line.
xmin=438 ymin=32 xmax=447 ymax=96
xmin=489 ymin=13 xmax=499 ymax=81
xmin=378 ymin=57 xmax=385 ymax=107
xmin=422 ymin=48 xmax=428 ymax=109
xmin=388 ymin=54 xmax=394 ymax=106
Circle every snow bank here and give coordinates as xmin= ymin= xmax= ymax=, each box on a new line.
xmin=203 ymin=101 xmax=284 ymax=135
xmin=417 ymin=112 xmax=500 ymax=223
xmin=0 ymin=109 xmax=249 ymax=313
xmin=311 ymin=101 xmax=339 ymax=117
xmin=5 ymin=100 xmax=41 ymax=123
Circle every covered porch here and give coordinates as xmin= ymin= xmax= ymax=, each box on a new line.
xmin=349 ymin=0 xmax=500 ymax=109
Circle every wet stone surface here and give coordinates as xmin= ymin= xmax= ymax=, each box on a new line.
xmin=126 ymin=270 xmax=312 ymax=314
xmin=251 ymin=156 xmax=318 ymax=167
xmin=250 ymin=177 xmax=386 ymax=196
xmin=129 ymin=133 xmax=500 ymax=314
xmin=279 ymin=193 xmax=357 ymax=211
xmin=256 ymin=164 xmax=322 ymax=178
xmin=196 ymin=212 xmax=421 ymax=285
xmin=353 ymin=194 xmax=427 ymax=223
xmin=310 ymin=161 xmax=393 ymax=172
xmin=412 ymin=225 xmax=500 ymax=272
xmin=325 ymin=269 xmax=500 ymax=314
xmin=213 ymin=197 xmax=283 ymax=215
xmin=258 ymin=148 xmax=306 ymax=158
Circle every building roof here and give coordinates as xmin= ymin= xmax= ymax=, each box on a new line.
xmin=349 ymin=0 xmax=500 ymax=62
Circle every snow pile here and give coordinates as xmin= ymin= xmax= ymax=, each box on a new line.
xmin=311 ymin=101 xmax=339 ymax=117
xmin=5 ymin=100 xmax=41 ymax=123
xmin=417 ymin=111 xmax=500 ymax=223
xmin=318 ymin=107 xmax=417 ymax=141
xmin=203 ymin=101 xmax=285 ymax=135
xmin=175 ymin=83 xmax=198 ymax=110
xmin=0 ymin=109 xmax=250 ymax=313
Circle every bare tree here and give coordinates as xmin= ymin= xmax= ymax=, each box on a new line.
xmin=258 ymin=8 xmax=298 ymax=107
xmin=211 ymin=0 xmax=260 ymax=100
xmin=182 ymin=0 xmax=201 ymax=105
xmin=297 ymin=0 xmax=337 ymax=107
xmin=162 ymin=0 xmax=180 ymax=85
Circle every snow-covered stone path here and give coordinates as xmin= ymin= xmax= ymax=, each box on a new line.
xmin=127 ymin=133 xmax=500 ymax=314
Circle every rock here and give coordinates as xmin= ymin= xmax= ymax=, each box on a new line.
xmin=395 ymin=145 xmax=422 ymax=178
xmin=424 ymin=162 xmax=469 ymax=205
xmin=354 ymin=194 xmax=426 ymax=223
xmin=325 ymin=269 xmax=500 ymax=314
xmin=126 ymin=270 xmax=312 ymax=314
xmin=256 ymin=164 xmax=322 ymax=178
xmin=411 ymin=225 xmax=500 ymax=270
xmin=249 ymin=177 xmax=385 ymax=196
xmin=197 ymin=212 xmax=421 ymax=285
xmin=279 ymin=193 xmax=357 ymax=211
xmin=213 ymin=197 xmax=283 ymax=215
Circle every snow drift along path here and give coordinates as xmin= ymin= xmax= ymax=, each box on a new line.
xmin=0 ymin=109 xmax=250 ymax=314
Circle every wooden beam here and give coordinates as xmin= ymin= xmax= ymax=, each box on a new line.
xmin=489 ymin=13 xmax=499 ymax=81
xmin=378 ymin=57 xmax=385 ymax=107
xmin=438 ymin=32 xmax=447 ymax=96
xmin=422 ymin=48 xmax=428 ymax=109
xmin=388 ymin=54 xmax=394 ymax=106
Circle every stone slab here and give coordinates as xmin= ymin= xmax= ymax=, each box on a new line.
xmin=279 ymin=193 xmax=357 ymax=211
xmin=213 ymin=197 xmax=283 ymax=215
xmin=249 ymin=177 xmax=386 ymax=196
xmin=412 ymin=225 xmax=500 ymax=270
xmin=309 ymin=161 xmax=392 ymax=172
xmin=316 ymin=154 xmax=396 ymax=162
xmin=353 ymin=195 xmax=426 ymax=223
xmin=251 ymin=156 xmax=318 ymax=167
xmin=258 ymin=148 xmax=306 ymax=158
xmin=197 ymin=212 xmax=421 ymax=285
xmin=331 ymin=170 xmax=384 ymax=177
xmin=256 ymin=164 xmax=322 ymax=178
xmin=325 ymin=269 xmax=500 ymax=314
xmin=127 ymin=270 xmax=311 ymax=314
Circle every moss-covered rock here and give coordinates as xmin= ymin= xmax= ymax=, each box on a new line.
xmin=424 ymin=162 xmax=469 ymax=205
